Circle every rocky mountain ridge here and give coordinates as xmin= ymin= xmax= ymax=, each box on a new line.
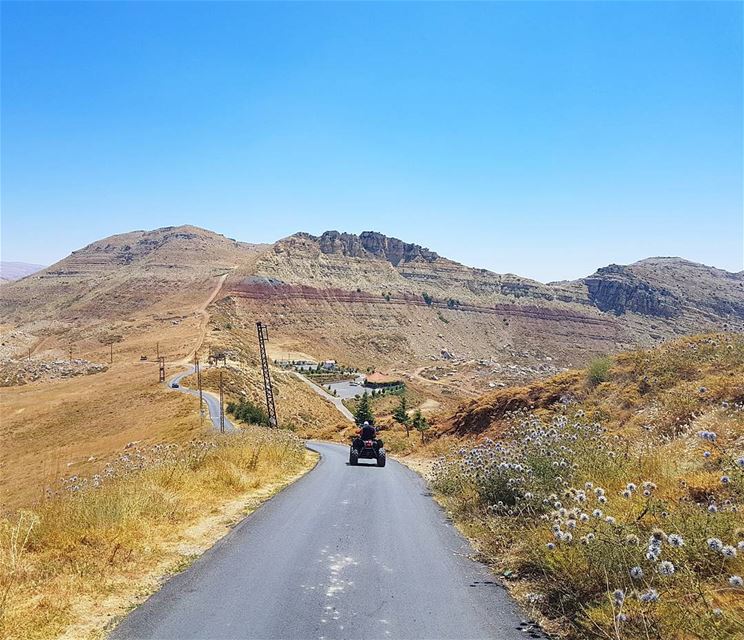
xmin=1 ymin=225 xmax=742 ymax=384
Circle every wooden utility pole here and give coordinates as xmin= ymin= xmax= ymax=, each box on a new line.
xmin=158 ymin=356 xmax=166 ymax=383
xmin=195 ymin=357 xmax=204 ymax=426
xmin=156 ymin=342 xmax=160 ymax=359
xmin=219 ymin=370 xmax=225 ymax=433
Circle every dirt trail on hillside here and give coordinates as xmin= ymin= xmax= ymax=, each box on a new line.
xmin=178 ymin=273 xmax=231 ymax=364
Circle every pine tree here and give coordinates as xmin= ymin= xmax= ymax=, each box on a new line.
xmin=392 ymin=396 xmax=410 ymax=437
xmin=412 ymin=409 xmax=430 ymax=443
xmin=354 ymin=392 xmax=375 ymax=426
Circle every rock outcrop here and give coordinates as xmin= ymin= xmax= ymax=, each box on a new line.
xmin=583 ymin=264 xmax=682 ymax=317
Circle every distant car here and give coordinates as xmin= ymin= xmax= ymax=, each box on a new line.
xmin=170 ymin=382 xmax=179 ymax=388
xmin=140 ymin=355 xmax=148 ymax=361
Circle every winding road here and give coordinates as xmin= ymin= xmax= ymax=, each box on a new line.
xmin=112 ymin=442 xmax=541 ymax=640
xmin=168 ymin=366 xmax=235 ymax=433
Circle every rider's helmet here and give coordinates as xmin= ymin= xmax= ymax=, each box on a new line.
xmin=363 ymin=421 xmax=370 ymax=426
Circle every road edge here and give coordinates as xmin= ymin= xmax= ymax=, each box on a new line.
xmin=94 ymin=447 xmax=320 ymax=640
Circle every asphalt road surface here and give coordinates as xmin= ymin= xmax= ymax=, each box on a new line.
xmin=168 ymin=366 xmax=236 ymax=433
xmin=113 ymin=442 xmax=543 ymax=640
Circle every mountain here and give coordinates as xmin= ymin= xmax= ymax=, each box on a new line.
xmin=0 ymin=226 xmax=266 ymax=326
xmin=0 ymin=261 xmax=46 ymax=282
xmin=1 ymin=226 xmax=742 ymax=395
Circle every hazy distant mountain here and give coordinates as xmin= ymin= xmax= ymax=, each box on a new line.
xmin=0 ymin=261 xmax=46 ymax=282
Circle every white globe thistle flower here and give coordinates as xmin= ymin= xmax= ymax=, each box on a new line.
xmin=721 ymin=476 xmax=730 ymax=485
xmin=729 ymin=575 xmax=743 ymax=587
xmin=625 ymin=534 xmax=639 ymax=546
xmin=592 ymin=509 xmax=603 ymax=518
xmin=546 ymin=542 xmax=556 ymax=551
xmin=622 ymin=490 xmax=632 ymax=499
xmin=703 ymin=451 xmax=711 ymax=458
xmin=708 ymin=504 xmax=718 ymax=513
xmin=639 ymin=588 xmax=659 ymax=603
xmin=707 ymin=538 xmax=724 ymax=552
xmin=721 ymin=545 xmax=737 ymax=559
xmin=566 ymin=519 xmax=577 ymax=530
xmin=736 ymin=457 xmax=744 ymax=469
xmin=629 ymin=566 xmax=643 ymax=579
xmin=668 ymin=534 xmax=684 ymax=548
xmin=579 ymin=513 xmax=589 ymax=522
xmin=606 ymin=516 xmax=616 ymax=525
xmin=586 ymin=532 xmax=595 ymax=542
xmin=657 ymin=561 xmax=675 ymax=576
xmin=626 ymin=483 xmax=637 ymax=492
xmin=616 ymin=613 xmax=627 ymax=623
xmin=612 ymin=589 xmax=625 ymax=604
xmin=598 ymin=495 xmax=608 ymax=504
xmin=712 ymin=608 xmax=723 ymax=618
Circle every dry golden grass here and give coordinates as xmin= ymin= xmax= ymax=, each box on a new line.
xmin=426 ymin=334 xmax=744 ymax=639
xmin=0 ymin=427 xmax=314 ymax=640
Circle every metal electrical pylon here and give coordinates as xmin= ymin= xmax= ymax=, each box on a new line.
xmin=256 ymin=322 xmax=278 ymax=428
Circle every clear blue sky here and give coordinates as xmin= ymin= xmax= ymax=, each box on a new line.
xmin=1 ymin=1 xmax=742 ymax=282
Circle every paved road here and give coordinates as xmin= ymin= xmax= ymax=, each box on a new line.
xmin=168 ymin=366 xmax=236 ymax=433
xmin=291 ymin=372 xmax=355 ymax=422
xmin=112 ymin=442 xmax=541 ymax=640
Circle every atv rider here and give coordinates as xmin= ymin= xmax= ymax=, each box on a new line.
xmin=353 ymin=421 xmax=383 ymax=453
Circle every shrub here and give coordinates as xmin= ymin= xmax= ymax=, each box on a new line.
xmin=587 ymin=356 xmax=613 ymax=386
xmin=228 ymin=399 xmax=269 ymax=426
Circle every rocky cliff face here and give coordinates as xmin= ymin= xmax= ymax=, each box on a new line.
xmin=315 ymin=230 xmax=440 ymax=266
xmin=583 ymin=265 xmax=682 ymax=317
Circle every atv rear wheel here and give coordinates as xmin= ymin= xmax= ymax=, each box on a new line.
xmin=349 ymin=449 xmax=359 ymax=465
xmin=377 ymin=450 xmax=386 ymax=467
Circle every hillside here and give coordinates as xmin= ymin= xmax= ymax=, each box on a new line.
xmin=222 ymin=230 xmax=743 ymax=397
xmin=427 ymin=334 xmax=744 ymax=639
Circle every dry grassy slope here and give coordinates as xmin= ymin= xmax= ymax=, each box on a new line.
xmin=442 ymin=333 xmax=744 ymax=437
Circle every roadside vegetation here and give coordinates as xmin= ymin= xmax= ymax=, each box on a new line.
xmin=0 ymin=427 xmax=310 ymax=640
xmin=426 ymin=334 xmax=744 ymax=639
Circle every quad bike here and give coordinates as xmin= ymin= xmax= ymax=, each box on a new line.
xmin=349 ymin=438 xmax=386 ymax=467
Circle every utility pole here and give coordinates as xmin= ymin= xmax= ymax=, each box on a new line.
xmin=256 ymin=322 xmax=278 ymax=428
xmin=219 ymin=369 xmax=225 ymax=433
xmin=158 ymin=356 xmax=165 ymax=383
xmin=156 ymin=342 xmax=160 ymax=359
xmin=195 ymin=356 xmax=204 ymax=426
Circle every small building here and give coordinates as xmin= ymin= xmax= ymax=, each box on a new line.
xmin=364 ymin=372 xmax=404 ymax=390
xmin=322 ymin=360 xmax=337 ymax=371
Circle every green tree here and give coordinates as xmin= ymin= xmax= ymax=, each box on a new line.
xmin=422 ymin=292 xmax=433 ymax=306
xmin=393 ymin=395 xmax=411 ymax=437
xmin=412 ymin=409 xmax=430 ymax=443
xmin=354 ymin=392 xmax=375 ymax=426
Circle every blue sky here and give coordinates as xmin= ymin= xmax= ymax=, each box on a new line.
xmin=1 ymin=1 xmax=741 ymax=282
